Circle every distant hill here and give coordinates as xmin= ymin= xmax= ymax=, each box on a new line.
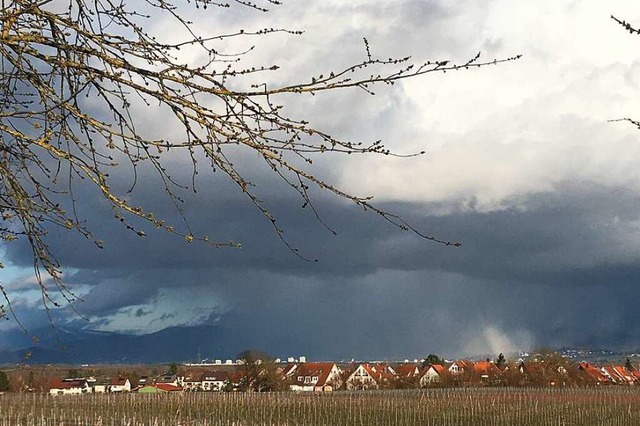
xmin=4 ymin=325 xmax=638 ymax=366
xmin=555 ymin=348 xmax=640 ymax=365
xmin=0 ymin=325 xmax=258 ymax=364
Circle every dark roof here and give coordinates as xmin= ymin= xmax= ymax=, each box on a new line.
xmin=111 ymin=377 xmax=129 ymax=386
xmin=50 ymin=379 xmax=87 ymax=390
xmin=201 ymin=371 xmax=230 ymax=381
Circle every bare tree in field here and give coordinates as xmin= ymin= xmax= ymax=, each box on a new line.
xmin=0 ymin=0 xmax=520 ymax=316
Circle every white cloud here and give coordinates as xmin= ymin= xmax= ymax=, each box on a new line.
xmin=320 ymin=0 xmax=640 ymax=211
xmin=85 ymin=286 xmax=226 ymax=334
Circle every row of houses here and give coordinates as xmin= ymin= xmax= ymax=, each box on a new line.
xmin=276 ymin=359 xmax=640 ymax=390
xmin=340 ymin=360 xmax=500 ymax=390
xmin=49 ymin=375 xmax=190 ymax=396
xmin=173 ymin=359 xmax=640 ymax=392
xmin=47 ymin=358 xmax=640 ymax=395
xmin=576 ymin=362 xmax=640 ymax=385
xmin=49 ymin=377 xmax=131 ymax=396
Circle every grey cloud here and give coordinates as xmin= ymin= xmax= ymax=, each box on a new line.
xmin=4 ymin=179 xmax=637 ymax=358
xmin=198 ymin=268 xmax=640 ymax=359
xmin=8 ymin=176 xmax=640 ymax=287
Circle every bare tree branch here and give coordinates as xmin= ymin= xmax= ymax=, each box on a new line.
xmin=0 ymin=0 xmax=520 ymax=315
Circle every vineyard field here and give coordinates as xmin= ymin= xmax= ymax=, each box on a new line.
xmin=1 ymin=387 xmax=639 ymax=425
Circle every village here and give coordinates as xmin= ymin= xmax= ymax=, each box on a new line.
xmin=36 ymin=351 xmax=640 ymax=396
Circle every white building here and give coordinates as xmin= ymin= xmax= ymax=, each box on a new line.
xmin=290 ymin=363 xmax=342 ymax=392
xmin=49 ymin=379 xmax=90 ymax=396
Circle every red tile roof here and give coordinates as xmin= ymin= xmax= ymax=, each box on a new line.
xmin=449 ymin=360 xmax=474 ymax=373
xmin=431 ymin=364 xmax=446 ymax=374
xmin=394 ymin=364 xmax=420 ymax=378
xmin=601 ymin=365 xmax=636 ymax=384
xmin=294 ymin=363 xmax=337 ymax=387
xmin=518 ymin=361 xmax=544 ymax=376
xmin=420 ymin=364 xmax=446 ymax=379
xmin=50 ymin=379 xmax=87 ymax=390
xmin=612 ymin=366 xmax=636 ymax=383
xmin=474 ymin=361 xmax=501 ymax=377
xmin=360 ymin=363 xmax=396 ymax=382
xmin=152 ymin=383 xmax=183 ymax=392
xmin=577 ymin=362 xmax=609 ymax=383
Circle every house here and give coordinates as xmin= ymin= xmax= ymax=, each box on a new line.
xmin=346 ymin=363 xmax=396 ymax=390
xmin=420 ymin=364 xmax=447 ymax=386
xmin=90 ymin=377 xmax=110 ymax=393
xmin=612 ymin=366 xmax=636 ymax=385
xmin=49 ymin=379 xmax=90 ymax=396
xmin=346 ymin=364 xmax=377 ymax=390
xmin=577 ymin=362 xmax=609 ymax=385
xmin=518 ymin=361 xmax=568 ymax=386
xmin=157 ymin=374 xmax=180 ymax=386
xmin=600 ymin=366 xmax=623 ymax=384
xmin=473 ymin=361 xmax=502 ymax=383
xmin=394 ymin=363 xmax=421 ymax=379
xmin=390 ymin=363 xmax=421 ymax=388
xmin=201 ymin=371 xmax=230 ymax=391
xmin=290 ymin=362 xmax=342 ymax=392
xmin=182 ymin=371 xmax=203 ymax=391
xmin=601 ymin=366 xmax=636 ymax=385
xmin=448 ymin=360 xmax=473 ymax=375
xmin=110 ymin=377 xmax=131 ymax=392
xmin=518 ymin=361 xmax=545 ymax=382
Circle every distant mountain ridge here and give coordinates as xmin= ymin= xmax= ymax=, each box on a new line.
xmin=2 ymin=324 xmax=640 ymax=366
xmin=0 ymin=325 xmax=252 ymax=364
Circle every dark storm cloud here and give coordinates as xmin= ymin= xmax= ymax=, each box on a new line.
xmin=5 ymin=166 xmax=640 ymax=357
xmin=192 ymin=268 xmax=640 ymax=359
xmin=9 ymin=175 xmax=638 ymax=283
xmin=7 ymin=170 xmax=640 ymax=277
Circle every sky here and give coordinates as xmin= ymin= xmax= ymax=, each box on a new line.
xmin=3 ymin=0 xmax=640 ymax=360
